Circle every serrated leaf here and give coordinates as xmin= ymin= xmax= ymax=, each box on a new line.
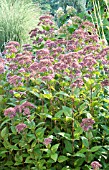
xmin=29 ymin=91 xmax=39 ymax=98
xmin=14 ymin=162 xmax=22 ymax=165
xmin=31 ymin=140 xmax=36 ymax=148
xmin=81 ymin=136 xmax=89 ymax=148
xmin=56 ymin=91 xmax=69 ymax=97
xmin=11 ymin=126 xmax=17 ymax=134
xmin=0 ymin=119 xmax=10 ymax=128
xmin=58 ymin=155 xmax=68 ymax=163
xmin=90 ymin=146 xmax=102 ymax=152
xmin=57 ymin=132 xmax=71 ymax=140
xmin=10 ymin=145 xmax=19 ymax=150
xmin=64 ymin=140 xmax=72 ymax=153
xmin=25 ymin=156 xmax=33 ymax=163
xmin=1 ymin=127 xmax=8 ymax=138
xmin=55 ymin=110 xmax=63 ymax=118
xmin=43 ymin=93 xmax=53 ymax=99
xmin=62 ymin=106 xmax=72 ymax=117
xmin=36 ymin=122 xmax=45 ymax=127
xmin=74 ymin=158 xmax=85 ymax=167
xmin=5 ymin=161 xmax=14 ymax=166
xmin=74 ymin=153 xmax=85 ymax=158
xmin=51 ymin=153 xmax=58 ymax=162
xmin=51 ymin=144 xmax=60 ymax=152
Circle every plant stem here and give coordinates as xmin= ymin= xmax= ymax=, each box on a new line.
xmin=72 ymin=98 xmax=75 ymax=168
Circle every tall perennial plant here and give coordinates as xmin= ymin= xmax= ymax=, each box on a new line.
xmin=0 ymin=14 xmax=109 ymax=170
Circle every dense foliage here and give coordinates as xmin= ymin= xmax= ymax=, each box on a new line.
xmin=0 ymin=14 xmax=109 ymax=170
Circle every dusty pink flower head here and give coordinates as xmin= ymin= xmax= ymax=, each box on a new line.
xmin=39 ymin=15 xmax=52 ymax=21
xmin=7 ymin=41 xmax=20 ymax=47
xmin=71 ymin=78 xmax=84 ymax=88
xmin=16 ymin=123 xmax=27 ymax=133
xmin=80 ymin=118 xmax=95 ymax=132
xmin=8 ymin=75 xmax=22 ymax=86
xmin=36 ymin=48 xmax=50 ymax=57
xmin=0 ymin=63 xmax=4 ymax=74
xmin=23 ymin=108 xmax=30 ymax=116
xmin=91 ymin=161 xmax=102 ymax=170
xmin=20 ymin=101 xmax=35 ymax=109
xmin=4 ymin=107 xmax=16 ymax=118
xmin=23 ymin=44 xmax=32 ymax=51
xmin=5 ymin=44 xmax=18 ymax=53
xmin=101 ymin=79 xmax=109 ymax=87
xmin=43 ymin=138 xmax=52 ymax=146
xmin=46 ymin=40 xmax=56 ymax=48
xmin=42 ymin=74 xmax=54 ymax=81
xmin=40 ymin=66 xmax=48 ymax=72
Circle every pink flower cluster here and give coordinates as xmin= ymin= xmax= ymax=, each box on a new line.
xmin=4 ymin=41 xmax=20 ymax=54
xmin=43 ymin=138 xmax=52 ymax=146
xmin=4 ymin=101 xmax=35 ymax=118
xmin=101 ymin=79 xmax=109 ymax=87
xmin=91 ymin=161 xmax=102 ymax=170
xmin=38 ymin=15 xmax=53 ymax=26
xmin=8 ymin=75 xmax=22 ymax=86
xmin=0 ymin=62 xmax=5 ymax=74
xmin=3 ymin=16 xmax=108 ymax=87
xmin=4 ymin=107 xmax=16 ymax=118
xmin=16 ymin=123 xmax=27 ymax=133
xmin=80 ymin=118 xmax=95 ymax=132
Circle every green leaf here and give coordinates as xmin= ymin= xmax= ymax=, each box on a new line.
xmin=10 ymin=145 xmax=19 ymax=151
xmin=11 ymin=126 xmax=17 ymax=135
xmin=14 ymin=162 xmax=22 ymax=165
xmin=56 ymin=91 xmax=69 ymax=97
xmin=27 ymin=134 xmax=36 ymax=143
xmin=74 ymin=153 xmax=85 ymax=158
xmin=74 ymin=158 xmax=85 ymax=167
xmin=31 ymin=140 xmax=36 ymax=148
xmin=3 ymin=141 xmax=11 ymax=149
xmin=51 ymin=144 xmax=60 ymax=153
xmin=81 ymin=137 xmax=89 ymax=148
xmin=43 ymin=93 xmax=53 ymax=99
xmin=101 ymin=125 xmax=109 ymax=135
xmin=0 ymin=150 xmax=8 ymax=155
xmin=0 ymin=119 xmax=10 ymax=128
xmin=86 ymin=131 xmax=93 ymax=139
xmin=86 ymin=153 xmax=94 ymax=163
xmin=64 ymin=140 xmax=72 ymax=153
xmin=62 ymin=106 xmax=72 ymax=117
xmin=36 ymin=127 xmax=46 ymax=142
xmin=5 ymin=161 xmax=14 ymax=166
xmin=74 ymin=126 xmax=83 ymax=139
xmin=15 ymin=153 xmax=23 ymax=162
xmin=36 ymin=122 xmax=45 ymax=127
xmin=90 ymin=146 xmax=102 ymax=152
xmin=57 ymin=132 xmax=71 ymax=140
xmin=67 ymin=25 xmax=76 ymax=34
xmin=29 ymin=91 xmax=39 ymax=98
xmin=1 ymin=127 xmax=8 ymax=139
xmin=25 ymin=156 xmax=33 ymax=163
xmin=51 ymin=153 xmax=58 ymax=162
xmin=55 ymin=110 xmax=63 ymax=118
xmin=77 ymin=148 xmax=87 ymax=153
xmin=58 ymin=155 xmax=68 ymax=163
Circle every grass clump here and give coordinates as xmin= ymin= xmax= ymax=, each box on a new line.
xmin=0 ymin=0 xmax=40 ymax=50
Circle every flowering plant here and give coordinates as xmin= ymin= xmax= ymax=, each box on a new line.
xmin=0 ymin=14 xmax=109 ymax=170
